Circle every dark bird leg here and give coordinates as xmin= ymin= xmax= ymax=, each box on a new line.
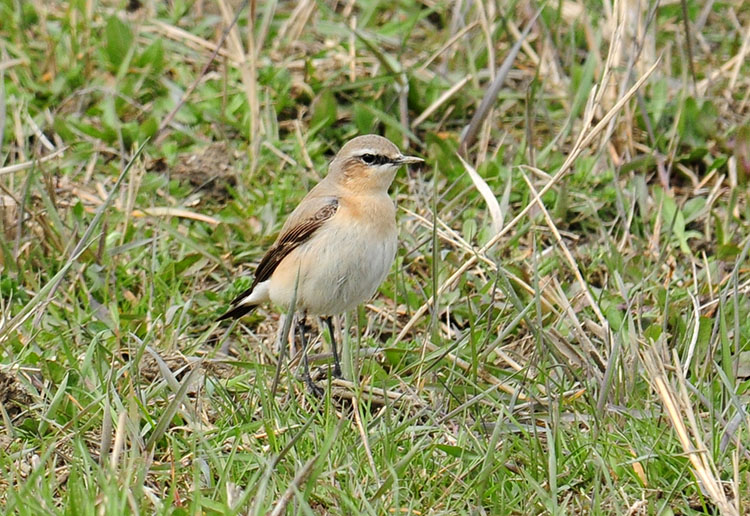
xmin=323 ymin=316 xmax=342 ymax=378
xmin=297 ymin=313 xmax=322 ymax=396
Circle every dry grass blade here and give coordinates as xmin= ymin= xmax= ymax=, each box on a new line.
xmin=0 ymin=146 xmax=67 ymax=177
xmin=519 ymin=167 xmax=606 ymax=329
xmin=393 ymin=57 xmax=662 ymax=346
xmin=682 ymin=291 xmax=702 ymax=374
xmin=131 ymin=207 xmax=220 ymax=225
xmin=412 ymin=75 xmax=472 ymax=129
xmin=457 ymin=153 xmax=503 ymax=233
xmin=351 ymin=396 xmax=378 ymax=476
xmin=267 ymin=417 xmax=343 ymax=515
xmin=728 ymin=19 xmax=750 ymax=92
xmin=206 ymin=0 xmax=263 ymax=177
xmin=459 ymin=8 xmax=542 ymax=156
xmin=641 ymin=344 xmax=739 ymax=516
xmin=110 ymin=410 xmax=128 ymax=469
xmin=417 ymin=21 xmax=479 ymax=73
xmin=275 ymin=0 xmax=314 ymax=46
xmin=267 ymin=456 xmax=316 ymax=516
xmin=330 ymin=378 xmax=428 ymax=407
xmin=146 ymin=20 xmax=238 ymax=64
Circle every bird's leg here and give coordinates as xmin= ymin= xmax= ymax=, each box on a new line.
xmin=323 ymin=316 xmax=342 ymax=378
xmin=297 ymin=313 xmax=322 ymax=397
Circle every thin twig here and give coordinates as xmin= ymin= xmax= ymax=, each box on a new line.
xmin=679 ymin=0 xmax=698 ymax=94
xmin=154 ymin=0 xmax=249 ymax=145
xmin=459 ymin=8 xmax=542 ymax=156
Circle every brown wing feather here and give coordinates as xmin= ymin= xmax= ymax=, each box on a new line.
xmin=228 ymin=198 xmax=339 ymax=306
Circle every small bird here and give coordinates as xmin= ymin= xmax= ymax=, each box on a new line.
xmin=218 ymin=134 xmax=422 ymax=393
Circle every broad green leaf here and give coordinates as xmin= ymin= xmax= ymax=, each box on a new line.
xmin=105 ymin=15 xmax=134 ymax=67
xmin=310 ymin=89 xmax=337 ymax=133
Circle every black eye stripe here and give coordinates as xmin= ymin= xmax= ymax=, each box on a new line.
xmin=360 ymin=153 xmax=392 ymax=165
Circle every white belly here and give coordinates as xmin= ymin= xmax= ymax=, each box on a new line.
xmin=269 ymin=221 xmax=397 ymax=315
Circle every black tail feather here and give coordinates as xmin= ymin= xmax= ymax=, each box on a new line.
xmin=217 ymin=303 xmax=257 ymax=321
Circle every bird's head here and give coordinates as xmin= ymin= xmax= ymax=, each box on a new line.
xmin=328 ymin=135 xmax=423 ymax=192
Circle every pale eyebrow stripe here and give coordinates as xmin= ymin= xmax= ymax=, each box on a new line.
xmin=351 ymin=148 xmax=379 ymax=156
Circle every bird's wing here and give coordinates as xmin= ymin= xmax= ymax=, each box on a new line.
xmin=228 ymin=196 xmax=339 ymax=305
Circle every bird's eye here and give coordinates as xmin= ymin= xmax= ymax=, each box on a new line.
xmin=361 ymin=153 xmax=377 ymax=164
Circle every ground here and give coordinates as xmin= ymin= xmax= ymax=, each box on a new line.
xmin=1 ymin=0 xmax=749 ymax=514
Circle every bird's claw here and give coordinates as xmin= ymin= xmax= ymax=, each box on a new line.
xmin=305 ymin=377 xmax=324 ymax=397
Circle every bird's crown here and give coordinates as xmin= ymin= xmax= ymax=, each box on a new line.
xmin=337 ymin=135 xmax=403 ymax=165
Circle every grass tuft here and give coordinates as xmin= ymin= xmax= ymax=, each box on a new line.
xmin=2 ymin=0 xmax=750 ymax=513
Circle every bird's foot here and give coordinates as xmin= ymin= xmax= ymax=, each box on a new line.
xmin=304 ymin=376 xmax=324 ymax=397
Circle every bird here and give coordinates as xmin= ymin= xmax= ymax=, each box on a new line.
xmin=218 ymin=134 xmax=423 ymax=393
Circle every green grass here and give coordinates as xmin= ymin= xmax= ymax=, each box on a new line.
xmin=2 ymin=0 xmax=750 ymax=514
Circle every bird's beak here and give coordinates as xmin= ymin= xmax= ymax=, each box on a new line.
xmin=397 ymin=155 xmax=424 ymax=165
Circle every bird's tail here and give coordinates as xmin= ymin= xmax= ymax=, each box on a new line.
xmin=216 ymin=303 xmax=257 ymax=321
xmin=217 ymin=281 xmax=269 ymax=321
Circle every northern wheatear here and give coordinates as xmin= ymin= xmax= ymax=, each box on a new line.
xmin=218 ymin=134 xmax=422 ymax=392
